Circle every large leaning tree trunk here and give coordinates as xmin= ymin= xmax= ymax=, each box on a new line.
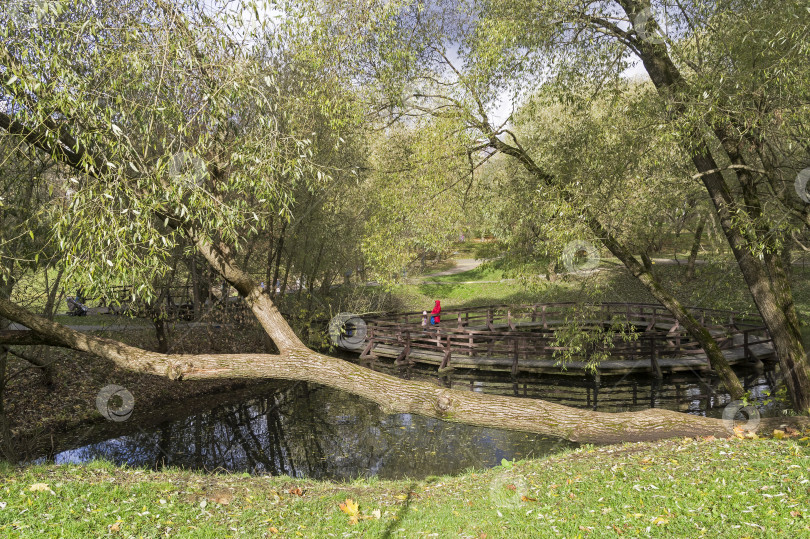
xmin=613 ymin=0 xmax=810 ymax=412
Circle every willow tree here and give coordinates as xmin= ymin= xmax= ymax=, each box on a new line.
xmin=451 ymin=0 xmax=810 ymax=410
xmin=1 ymin=0 xmax=802 ymax=443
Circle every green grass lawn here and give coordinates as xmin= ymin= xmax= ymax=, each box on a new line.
xmin=2 ymin=437 xmax=808 ymax=537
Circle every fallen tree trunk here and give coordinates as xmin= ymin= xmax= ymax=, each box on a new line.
xmin=1 ymin=295 xmax=805 ymax=443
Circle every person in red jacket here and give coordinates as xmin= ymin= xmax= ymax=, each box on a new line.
xmin=430 ymin=300 xmax=441 ymax=325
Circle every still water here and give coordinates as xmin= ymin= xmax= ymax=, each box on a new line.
xmin=42 ymin=363 xmax=778 ymax=480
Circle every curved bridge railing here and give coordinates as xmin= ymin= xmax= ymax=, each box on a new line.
xmin=349 ymin=303 xmax=774 ymax=376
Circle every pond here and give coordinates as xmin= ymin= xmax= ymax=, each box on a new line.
xmin=36 ymin=361 xmax=779 ymax=481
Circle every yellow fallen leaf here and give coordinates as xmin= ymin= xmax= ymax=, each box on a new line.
xmin=109 ymin=521 xmax=121 ymax=533
xmin=28 ymin=483 xmax=54 ymax=494
xmin=773 ymin=429 xmax=786 ymax=440
xmin=268 ymin=526 xmax=279 ymax=534
xmin=394 ymin=494 xmax=408 ymax=501
xmin=339 ymin=499 xmax=359 ymax=517
xmin=348 ymin=515 xmax=359 ymax=525
xmin=653 ymin=516 xmax=669 ymax=525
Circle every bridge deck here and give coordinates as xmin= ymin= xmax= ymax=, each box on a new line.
xmin=342 ymin=303 xmax=775 ymax=376
xmin=366 ymin=342 xmax=774 ymax=375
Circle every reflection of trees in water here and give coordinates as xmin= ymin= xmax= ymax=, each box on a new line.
xmin=62 ymin=368 xmax=777 ymax=478
xmin=67 ymin=383 xmax=572 ymax=480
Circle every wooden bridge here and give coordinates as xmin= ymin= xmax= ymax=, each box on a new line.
xmin=342 ymin=303 xmax=776 ymax=377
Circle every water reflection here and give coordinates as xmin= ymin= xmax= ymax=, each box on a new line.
xmin=52 ymin=383 xmax=575 ymax=480
xmin=42 ymin=362 xmax=781 ymax=480
xmin=383 ymin=363 xmax=781 ymax=417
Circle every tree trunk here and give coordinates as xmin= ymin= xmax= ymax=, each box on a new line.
xmin=0 ymin=276 xmax=17 ymax=462
xmin=43 ymin=266 xmax=65 ymax=320
xmin=618 ymin=0 xmax=810 ymax=411
xmin=270 ymin=221 xmax=287 ymax=300
xmin=686 ymin=217 xmax=706 ymax=279
xmin=0 ymin=346 xmax=17 ymax=463
xmin=640 ymin=252 xmax=654 ymax=273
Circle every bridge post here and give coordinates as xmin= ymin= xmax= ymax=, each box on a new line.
xmin=511 ymin=337 xmax=519 ymax=377
xmin=744 ymin=329 xmax=750 ymax=363
xmin=650 ymin=336 xmax=663 ymax=379
xmin=440 ymin=333 xmax=452 ymax=370
xmin=487 ymin=308 xmax=493 ymax=331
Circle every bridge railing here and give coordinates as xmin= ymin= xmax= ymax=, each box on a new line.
xmin=357 ymin=303 xmax=772 ymax=373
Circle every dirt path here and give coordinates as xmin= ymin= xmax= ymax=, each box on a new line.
xmin=421 ymin=258 xmax=483 ymax=278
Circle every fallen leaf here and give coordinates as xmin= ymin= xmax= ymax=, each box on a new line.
xmin=109 ymin=522 xmax=121 ymax=533
xmin=288 ymin=487 xmax=304 ymax=497
xmin=348 ymin=515 xmax=359 ymax=525
xmin=339 ymin=499 xmax=359 ymax=517
xmin=268 ymin=526 xmax=279 ymax=534
xmin=371 ymin=509 xmax=381 ymax=519
xmin=773 ymin=429 xmax=786 ymax=440
xmin=28 ymin=483 xmax=54 ymax=494
xmin=791 ymin=511 xmax=802 ymax=518
xmin=211 ymin=494 xmax=231 ymax=505
xmin=521 ymin=495 xmax=537 ymax=502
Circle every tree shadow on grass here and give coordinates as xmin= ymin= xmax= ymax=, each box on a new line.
xmin=381 ymin=478 xmax=436 ymax=538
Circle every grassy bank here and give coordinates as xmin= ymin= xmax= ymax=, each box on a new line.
xmin=1 ymin=437 xmax=808 ymax=537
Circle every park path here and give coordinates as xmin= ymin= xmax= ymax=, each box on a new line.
xmin=421 ymin=258 xmax=483 ymax=278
